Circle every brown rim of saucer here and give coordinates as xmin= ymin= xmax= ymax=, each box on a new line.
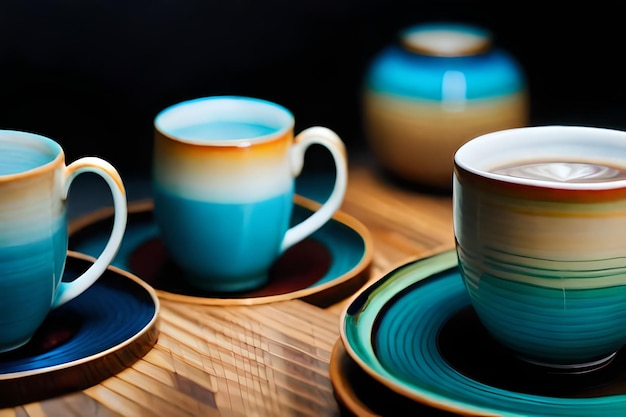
xmin=68 ymin=195 xmax=374 ymax=307
xmin=330 ymin=339 xmax=381 ymax=417
xmin=329 ymin=338 xmax=455 ymax=417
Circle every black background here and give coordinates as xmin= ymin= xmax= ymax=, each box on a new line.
xmin=0 ymin=1 xmax=623 ymax=176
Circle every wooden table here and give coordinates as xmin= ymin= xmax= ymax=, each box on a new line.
xmin=3 ymin=161 xmax=455 ymax=417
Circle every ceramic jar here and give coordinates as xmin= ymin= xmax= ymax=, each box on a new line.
xmin=363 ymin=22 xmax=529 ymax=188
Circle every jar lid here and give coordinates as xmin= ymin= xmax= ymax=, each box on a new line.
xmin=401 ymin=23 xmax=492 ymax=57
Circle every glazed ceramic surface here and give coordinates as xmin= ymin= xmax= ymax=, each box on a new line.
xmin=69 ymin=196 xmax=372 ymax=307
xmin=340 ymin=250 xmax=626 ymax=416
xmin=363 ymin=22 xmax=528 ymax=188
xmin=0 ymin=131 xmax=127 ymax=353
xmin=329 ymin=340 xmax=454 ymax=416
xmin=0 ymin=252 xmax=159 ymax=407
xmin=153 ymin=96 xmax=347 ymax=292
xmin=454 ymin=126 xmax=626 ymax=368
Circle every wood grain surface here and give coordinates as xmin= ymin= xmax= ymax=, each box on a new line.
xmin=3 ymin=160 xmax=455 ymax=417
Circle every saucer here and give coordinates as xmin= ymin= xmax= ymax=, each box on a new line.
xmin=340 ymin=250 xmax=626 ymax=417
xmin=0 ymin=251 xmax=160 ymax=407
xmin=329 ymin=339 xmax=455 ymax=416
xmin=69 ymin=195 xmax=372 ymax=307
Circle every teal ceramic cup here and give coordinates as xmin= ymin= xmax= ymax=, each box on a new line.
xmin=454 ymin=125 xmax=626 ymax=371
xmin=0 ymin=130 xmax=127 ymax=353
xmin=152 ymin=96 xmax=348 ymax=292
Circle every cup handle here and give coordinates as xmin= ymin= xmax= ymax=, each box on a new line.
xmin=52 ymin=157 xmax=128 ymax=308
xmin=281 ymin=126 xmax=348 ymax=252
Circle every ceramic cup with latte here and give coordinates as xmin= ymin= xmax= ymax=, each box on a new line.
xmin=454 ymin=125 xmax=626 ymax=371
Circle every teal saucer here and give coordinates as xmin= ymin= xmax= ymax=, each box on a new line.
xmin=69 ymin=196 xmax=372 ymax=307
xmin=340 ymin=250 xmax=626 ymax=417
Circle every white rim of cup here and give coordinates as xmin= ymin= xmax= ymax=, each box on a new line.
xmin=0 ymin=130 xmax=64 ymax=181
xmin=153 ymin=96 xmax=295 ymax=146
xmin=453 ymin=125 xmax=626 ymax=190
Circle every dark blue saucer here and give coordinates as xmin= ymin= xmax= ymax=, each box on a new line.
xmin=0 ymin=252 xmax=159 ymax=407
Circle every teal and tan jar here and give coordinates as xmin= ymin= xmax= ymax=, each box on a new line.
xmin=363 ymin=22 xmax=529 ymax=188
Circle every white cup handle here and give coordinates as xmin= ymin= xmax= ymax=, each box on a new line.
xmin=52 ymin=157 xmax=127 ymax=308
xmin=281 ymin=127 xmax=348 ymax=252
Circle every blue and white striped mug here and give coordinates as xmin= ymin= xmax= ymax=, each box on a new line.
xmin=454 ymin=126 xmax=626 ymax=371
xmin=0 ymin=130 xmax=127 ymax=353
xmin=153 ymin=96 xmax=348 ymax=292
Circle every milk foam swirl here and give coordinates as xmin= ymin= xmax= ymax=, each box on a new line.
xmin=492 ymin=162 xmax=626 ymax=183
